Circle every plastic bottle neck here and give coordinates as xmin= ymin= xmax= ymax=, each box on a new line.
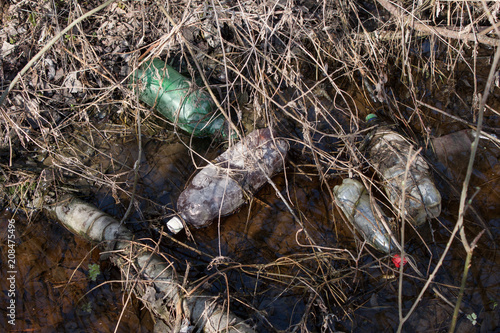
xmin=366 ymin=113 xmax=382 ymax=126
xmin=365 ymin=113 xmax=397 ymax=133
xmin=362 ymin=113 xmax=393 ymax=150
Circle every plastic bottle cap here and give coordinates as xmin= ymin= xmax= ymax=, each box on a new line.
xmin=366 ymin=113 xmax=378 ymax=122
xmin=167 ymin=216 xmax=184 ymax=234
xmin=392 ymin=254 xmax=408 ymax=268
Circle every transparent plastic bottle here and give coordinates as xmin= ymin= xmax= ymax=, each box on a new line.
xmin=131 ymin=58 xmax=227 ymax=137
xmin=167 ymin=128 xmax=289 ymax=233
xmin=334 ymin=178 xmax=396 ymax=254
xmin=365 ymin=114 xmax=441 ymax=226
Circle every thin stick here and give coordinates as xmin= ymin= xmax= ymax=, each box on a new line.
xmin=394 ymin=24 xmax=500 ymax=333
xmin=119 ymin=104 xmax=142 ymax=225
xmin=376 ymin=0 xmax=500 ymax=47
xmin=449 ymin=37 xmax=500 ymax=333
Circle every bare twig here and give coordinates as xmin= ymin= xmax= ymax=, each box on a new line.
xmin=0 ymin=0 xmax=116 ymax=107
xmin=376 ymin=0 xmax=500 ymax=47
xmin=449 ymin=36 xmax=500 ymax=333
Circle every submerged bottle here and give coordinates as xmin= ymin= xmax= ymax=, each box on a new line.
xmin=430 ymin=129 xmax=473 ymax=166
xmin=365 ymin=114 xmax=441 ymax=226
xmin=131 ymin=58 xmax=226 ymax=137
xmin=167 ymin=128 xmax=289 ymax=234
xmin=334 ymin=178 xmax=396 ymax=254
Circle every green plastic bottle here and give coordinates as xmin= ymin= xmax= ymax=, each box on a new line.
xmin=131 ymin=58 xmax=226 ymax=137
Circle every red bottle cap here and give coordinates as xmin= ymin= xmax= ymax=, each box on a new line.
xmin=392 ymin=254 xmax=408 ymax=268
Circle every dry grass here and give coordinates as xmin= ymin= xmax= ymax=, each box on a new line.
xmin=1 ymin=0 xmax=499 ymax=331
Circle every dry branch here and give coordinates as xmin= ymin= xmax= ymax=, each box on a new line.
xmin=0 ymin=0 xmax=116 ymax=107
xmin=376 ymin=0 xmax=500 ymax=47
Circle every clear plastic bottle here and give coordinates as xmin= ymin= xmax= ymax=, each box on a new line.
xmin=131 ymin=58 xmax=227 ymax=137
xmin=334 ymin=178 xmax=396 ymax=254
xmin=365 ymin=114 xmax=441 ymax=226
xmin=167 ymin=128 xmax=289 ymax=233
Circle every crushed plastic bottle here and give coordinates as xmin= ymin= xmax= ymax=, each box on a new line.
xmin=365 ymin=114 xmax=441 ymax=226
xmin=333 ymin=178 xmax=396 ymax=254
xmin=131 ymin=58 xmax=227 ymax=137
xmin=167 ymin=128 xmax=289 ymax=234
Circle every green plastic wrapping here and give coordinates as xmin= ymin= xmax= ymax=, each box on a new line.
xmin=131 ymin=58 xmax=225 ymax=137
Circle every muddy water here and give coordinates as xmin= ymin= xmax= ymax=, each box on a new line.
xmin=0 ymin=211 xmax=154 ymax=332
xmin=1 ymin=96 xmax=500 ymax=332
xmin=185 ymin=140 xmax=500 ymax=332
xmin=2 ymin=124 xmax=497 ymax=332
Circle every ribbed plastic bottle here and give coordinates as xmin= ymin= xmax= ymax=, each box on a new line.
xmin=333 ymin=178 xmax=396 ymax=254
xmin=131 ymin=58 xmax=227 ymax=137
xmin=365 ymin=114 xmax=441 ymax=226
xmin=167 ymin=128 xmax=289 ymax=233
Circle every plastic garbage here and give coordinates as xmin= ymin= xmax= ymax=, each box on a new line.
xmin=365 ymin=114 xmax=441 ymax=226
xmin=333 ymin=178 xmax=396 ymax=254
xmin=131 ymin=58 xmax=227 ymax=137
xmin=167 ymin=128 xmax=289 ymax=234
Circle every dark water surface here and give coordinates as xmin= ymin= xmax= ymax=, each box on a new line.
xmin=1 ymin=62 xmax=500 ymax=332
xmin=0 ymin=210 xmax=154 ymax=332
xmin=1 ymin=125 xmax=498 ymax=332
